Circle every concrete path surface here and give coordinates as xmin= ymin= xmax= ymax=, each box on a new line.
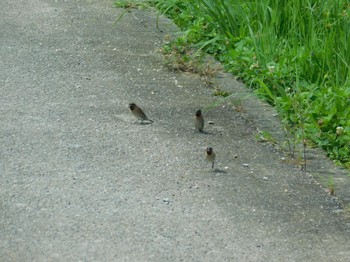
xmin=1 ymin=0 xmax=350 ymax=261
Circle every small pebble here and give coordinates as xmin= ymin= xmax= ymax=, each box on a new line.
xmin=332 ymin=209 xmax=344 ymax=214
xmin=242 ymin=163 xmax=249 ymax=167
xmin=263 ymin=176 xmax=268 ymax=181
xmin=208 ymin=121 xmax=214 ymax=125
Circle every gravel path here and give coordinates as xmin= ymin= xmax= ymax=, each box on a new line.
xmin=1 ymin=0 xmax=349 ymax=261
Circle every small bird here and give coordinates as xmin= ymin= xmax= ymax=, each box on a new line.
xmin=194 ymin=109 xmax=204 ymax=132
xmin=206 ymin=147 xmax=215 ymax=169
xmin=129 ymin=103 xmax=153 ymax=123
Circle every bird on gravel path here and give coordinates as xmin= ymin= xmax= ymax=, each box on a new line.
xmin=206 ymin=147 xmax=215 ymax=169
xmin=194 ymin=109 xmax=204 ymax=132
xmin=129 ymin=103 xmax=153 ymax=123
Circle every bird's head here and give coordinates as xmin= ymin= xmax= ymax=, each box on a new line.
xmin=195 ymin=109 xmax=202 ymax=117
xmin=129 ymin=103 xmax=136 ymax=110
xmin=206 ymin=147 xmax=213 ymax=155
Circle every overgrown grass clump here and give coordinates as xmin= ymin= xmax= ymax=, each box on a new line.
xmin=116 ymin=0 xmax=350 ymax=167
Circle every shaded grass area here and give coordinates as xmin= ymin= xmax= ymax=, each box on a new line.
xmin=115 ymin=0 xmax=350 ymax=167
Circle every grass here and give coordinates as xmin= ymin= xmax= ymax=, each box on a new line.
xmin=162 ymin=37 xmax=221 ymax=85
xmin=327 ymin=175 xmax=335 ymax=196
xmin=114 ymin=0 xmax=350 ymax=168
xmin=256 ymin=130 xmax=277 ymax=144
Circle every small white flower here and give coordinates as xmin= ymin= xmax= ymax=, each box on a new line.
xmin=336 ymin=126 xmax=344 ymax=135
xmin=249 ymin=62 xmax=259 ymax=70
xmin=268 ymin=65 xmax=275 ymax=73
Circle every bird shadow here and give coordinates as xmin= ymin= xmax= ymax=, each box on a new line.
xmin=133 ymin=121 xmax=153 ymax=125
xmin=212 ymin=168 xmax=227 ymax=174
xmin=197 ymin=130 xmax=213 ymax=135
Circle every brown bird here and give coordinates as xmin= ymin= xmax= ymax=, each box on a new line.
xmin=194 ymin=109 xmax=204 ymax=132
xmin=206 ymin=147 xmax=215 ymax=169
xmin=129 ymin=103 xmax=153 ymax=123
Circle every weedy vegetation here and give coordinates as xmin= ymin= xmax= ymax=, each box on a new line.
xmin=115 ymin=0 xmax=350 ymax=169
xmin=327 ymin=175 xmax=335 ymax=195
